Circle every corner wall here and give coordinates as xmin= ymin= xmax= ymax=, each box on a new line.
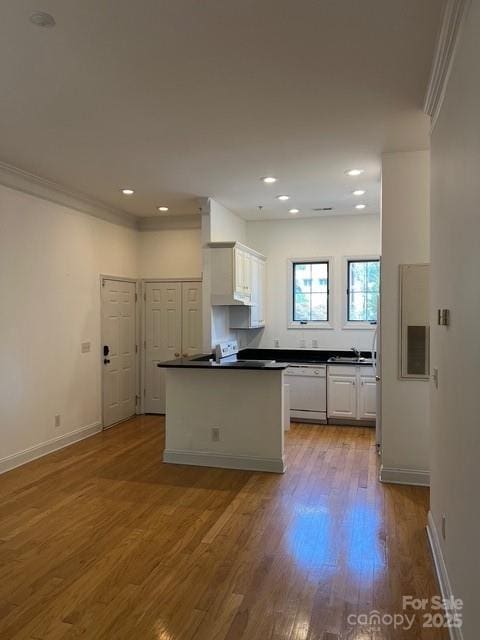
xmin=429 ymin=1 xmax=480 ymax=636
xmin=380 ymin=150 xmax=430 ymax=481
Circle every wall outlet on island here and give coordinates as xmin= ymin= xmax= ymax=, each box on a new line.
xmin=211 ymin=427 xmax=220 ymax=442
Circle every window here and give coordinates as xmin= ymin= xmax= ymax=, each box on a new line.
xmin=347 ymin=259 xmax=380 ymax=322
xmin=292 ymin=261 xmax=329 ymax=323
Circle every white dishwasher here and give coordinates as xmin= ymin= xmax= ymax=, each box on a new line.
xmin=284 ymin=364 xmax=327 ymax=423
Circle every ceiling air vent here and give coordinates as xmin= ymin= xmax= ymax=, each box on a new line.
xmin=313 ymin=207 xmax=333 ymax=212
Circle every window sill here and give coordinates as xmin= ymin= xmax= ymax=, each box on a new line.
xmin=288 ymin=321 xmax=333 ymax=330
xmin=342 ymin=322 xmax=376 ymax=330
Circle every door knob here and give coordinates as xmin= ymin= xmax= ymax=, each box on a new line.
xmin=174 ymin=352 xmax=180 ymax=358
xmin=104 ymin=358 xmax=110 ymax=364
xmin=183 ymin=353 xmax=188 ymax=358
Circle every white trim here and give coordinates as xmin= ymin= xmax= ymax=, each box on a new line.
xmin=379 ymin=465 xmax=430 ymax=486
xmin=0 ymin=422 xmax=102 ymax=475
xmin=0 ymin=160 xmax=138 ymax=229
xmin=424 ymin=0 xmax=471 ymax=131
xmin=163 ymin=449 xmax=286 ymax=473
xmin=287 ymin=256 xmax=333 ymax=329
xmin=426 ymin=512 xmax=464 ymax=640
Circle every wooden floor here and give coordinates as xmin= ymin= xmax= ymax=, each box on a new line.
xmin=0 ymin=416 xmax=446 ymax=640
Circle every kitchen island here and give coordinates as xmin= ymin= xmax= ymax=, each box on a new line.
xmin=159 ymin=352 xmax=288 ymax=473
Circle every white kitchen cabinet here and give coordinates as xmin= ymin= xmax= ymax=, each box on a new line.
xmin=232 ymin=255 xmax=266 ymax=328
xmin=327 ymin=365 xmax=376 ymax=423
xmin=327 ymin=375 xmax=357 ymax=419
xmin=358 ymin=374 xmax=377 ymax=420
xmin=210 ymin=242 xmax=264 ymax=306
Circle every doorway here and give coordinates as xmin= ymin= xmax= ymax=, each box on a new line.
xmin=144 ymin=280 xmax=202 ymax=413
xmin=101 ymin=277 xmax=138 ymax=428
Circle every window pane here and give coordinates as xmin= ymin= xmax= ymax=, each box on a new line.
xmin=349 ymin=292 xmax=366 ymax=321
xmin=311 ymin=293 xmax=328 ymax=321
xmin=311 ymin=263 xmax=328 ymax=292
xmin=366 ymin=261 xmax=380 ymax=292
xmin=294 ymin=263 xmax=311 ymax=294
xmin=349 ymin=261 xmax=366 ymax=292
xmin=366 ymin=292 xmax=378 ymax=321
xmin=294 ymin=293 xmax=311 ymax=320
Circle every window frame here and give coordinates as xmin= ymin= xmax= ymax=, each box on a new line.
xmin=343 ymin=255 xmax=380 ymax=329
xmin=287 ymin=257 xmax=333 ymax=330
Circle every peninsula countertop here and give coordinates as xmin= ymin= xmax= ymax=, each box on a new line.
xmin=157 ymin=354 xmax=288 ymax=370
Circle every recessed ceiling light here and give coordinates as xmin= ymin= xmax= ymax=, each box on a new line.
xmin=121 ymin=188 xmax=134 ymax=195
xmin=355 ymin=204 xmax=366 ymax=210
xmin=30 ymin=12 xmax=56 ymax=28
xmin=289 ymin=208 xmax=300 ymax=214
xmin=277 ymin=195 xmax=290 ymax=201
xmin=353 ymin=189 xmax=366 ymax=196
xmin=345 ymin=169 xmax=364 ymax=176
xmin=157 ymin=206 xmax=169 ymax=212
xmin=261 ymin=176 xmax=277 ymax=184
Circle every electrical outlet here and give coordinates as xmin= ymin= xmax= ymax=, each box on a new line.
xmin=81 ymin=341 xmax=91 ymax=353
xmin=312 ymin=338 xmax=319 ymax=349
xmin=54 ymin=414 xmax=61 ymax=428
xmin=441 ymin=514 xmax=446 ymax=540
xmin=211 ymin=427 xmax=220 ymax=442
xmin=299 ymin=339 xmax=306 ymax=348
xmin=432 ymin=368 xmax=439 ymax=389
xmin=273 ymin=338 xmax=280 ymax=348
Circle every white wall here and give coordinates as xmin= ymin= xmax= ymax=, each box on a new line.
xmin=138 ymin=228 xmax=202 ymax=279
xmin=0 ymin=184 xmax=138 ymax=465
xmin=380 ymin=151 xmax=430 ymax=479
xmin=245 ymin=214 xmax=381 ymax=350
xmin=209 ymin=199 xmax=246 ymax=244
xmin=429 ymin=2 xmax=480 ymax=635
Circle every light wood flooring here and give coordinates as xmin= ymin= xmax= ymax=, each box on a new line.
xmin=0 ymin=416 xmax=446 ymax=639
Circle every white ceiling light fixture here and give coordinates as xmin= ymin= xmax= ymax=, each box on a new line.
xmin=355 ymin=204 xmax=366 ymax=210
xmin=157 ymin=206 xmax=169 ymax=212
xmin=289 ymin=208 xmax=299 ymax=214
xmin=30 ymin=12 xmax=56 ymax=28
xmin=277 ymin=195 xmax=290 ymax=201
xmin=261 ymin=176 xmax=277 ymax=184
xmin=353 ymin=189 xmax=366 ymax=196
xmin=121 ymin=188 xmax=135 ymax=195
xmin=345 ymin=169 xmax=364 ymax=176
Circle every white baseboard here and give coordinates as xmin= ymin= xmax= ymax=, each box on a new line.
xmin=0 ymin=422 xmax=102 ymax=475
xmin=379 ymin=465 xmax=430 ymax=486
xmin=163 ymin=449 xmax=286 ymax=473
xmin=427 ymin=511 xmax=464 ymax=640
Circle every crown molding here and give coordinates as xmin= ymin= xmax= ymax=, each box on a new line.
xmin=0 ymin=160 xmax=139 ymax=229
xmin=424 ymin=0 xmax=471 ymax=131
xmin=138 ymin=213 xmax=201 ymax=231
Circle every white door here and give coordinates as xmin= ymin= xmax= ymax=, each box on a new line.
xmin=327 ymin=375 xmax=357 ymax=419
xmin=101 ymin=279 xmax=137 ymax=428
xmin=358 ymin=376 xmax=377 ymax=420
xmin=181 ymin=282 xmax=203 ymax=357
xmin=144 ymin=282 xmax=182 ymax=414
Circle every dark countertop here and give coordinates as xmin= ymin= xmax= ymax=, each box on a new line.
xmin=158 ymin=348 xmax=373 ymax=370
xmin=239 ymin=348 xmax=374 ymax=365
xmin=158 ymin=356 xmax=288 ymax=370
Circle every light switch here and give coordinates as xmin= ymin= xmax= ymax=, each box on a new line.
xmin=81 ymin=341 xmax=91 ymax=353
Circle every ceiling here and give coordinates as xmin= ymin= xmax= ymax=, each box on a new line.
xmin=0 ymin=1 xmax=444 ymax=221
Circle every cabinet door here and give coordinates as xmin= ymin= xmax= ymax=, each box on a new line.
xmin=243 ymin=251 xmax=252 ymax=295
xmin=234 ymin=248 xmax=244 ymax=297
xmin=358 ymin=376 xmax=377 ymax=420
xmin=181 ymin=282 xmax=202 ymax=357
xmin=250 ymin=256 xmax=260 ymax=326
xmin=257 ymin=259 xmax=266 ymax=326
xmin=327 ymin=375 xmax=357 ymax=418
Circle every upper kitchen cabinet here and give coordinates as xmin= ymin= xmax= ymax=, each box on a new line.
xmin=209 ymin=242 xmax=266 ymax=318
xmin=230 ymin=254 xmax=266 ymax=328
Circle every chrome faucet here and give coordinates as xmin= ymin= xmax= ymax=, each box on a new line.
xmin=351 ymin=346 xmax=361 ymax=358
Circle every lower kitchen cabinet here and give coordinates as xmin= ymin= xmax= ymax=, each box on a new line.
xmin=327 ymin=365 xmax=376 ymax=423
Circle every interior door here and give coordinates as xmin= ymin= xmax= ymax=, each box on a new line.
xmin=101 ymin=279 xmax=137 ymax=428
xmin=144 ymin=282 xmax=182 ymax=413
xmin=181 ymin=282 xmax=202 ymax=357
